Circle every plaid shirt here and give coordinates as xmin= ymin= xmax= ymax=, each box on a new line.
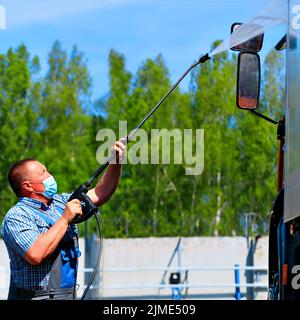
xmin=1 ymin=193 xmax=78 ymax=291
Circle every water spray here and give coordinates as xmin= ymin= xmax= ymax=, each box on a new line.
xmin=210 ymin=0 xmax=287 ymax=57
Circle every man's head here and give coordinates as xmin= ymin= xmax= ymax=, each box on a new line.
xmin=8 ymin=159 xmax=56 ymax=200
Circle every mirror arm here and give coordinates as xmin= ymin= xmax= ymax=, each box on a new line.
xmin=250 ymin=110 xmax=278 ymax=125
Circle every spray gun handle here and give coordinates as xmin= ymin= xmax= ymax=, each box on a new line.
xmin=68 ymin=184 xmax=98 ymax=224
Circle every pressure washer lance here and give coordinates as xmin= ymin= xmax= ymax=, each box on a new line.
xmin=69 ymin=53 xmax=210 ymax=299
xmin=69 ymin=53 xmax=210 ymax=224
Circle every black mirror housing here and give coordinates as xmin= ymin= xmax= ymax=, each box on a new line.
xmin=230 ymin=22 xmax=264 ymax=52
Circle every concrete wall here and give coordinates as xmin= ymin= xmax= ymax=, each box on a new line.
xmin=0 ymin=239 xmax=10 ymax=299
xmin=0 ymin=236 xmax=268 ymax=300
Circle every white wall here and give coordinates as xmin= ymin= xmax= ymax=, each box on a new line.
xmin=0 ymin=236 xmax=268 ymax=300
xmin=99 ymin=236 xmax=268 ymax=299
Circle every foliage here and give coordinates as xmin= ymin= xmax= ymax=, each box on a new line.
xmin=0 ymin=41 xmax=285 ymax=238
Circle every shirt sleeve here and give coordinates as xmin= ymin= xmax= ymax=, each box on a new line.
xmin=2 ymin=212 xmax=40 ymax=258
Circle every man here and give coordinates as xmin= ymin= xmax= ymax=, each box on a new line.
xmin=1 ymin=139 xmax=126 ymax=300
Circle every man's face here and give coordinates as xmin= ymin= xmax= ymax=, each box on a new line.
xmin=21 ymin=161 xmax=52 ymax=194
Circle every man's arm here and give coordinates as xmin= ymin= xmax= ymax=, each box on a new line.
xmin=26 ymin=139 xmax=125 ymax=265
xmin=24 ymin=199 xmax=82 ymax=265
xmin=25 ymin=217 xmax=70 ymax=265
xmin=87 ymin=139 xmax=125 ymax=207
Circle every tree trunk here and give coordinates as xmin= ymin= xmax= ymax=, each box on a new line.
xmin=214 ymin=171 xmax=222 ymax=236
xmin=152 ymin=168 xmax=160 ymax=234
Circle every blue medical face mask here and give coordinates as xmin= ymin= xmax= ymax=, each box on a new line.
xmin=35 ymin=176 xmax=58 ymax=199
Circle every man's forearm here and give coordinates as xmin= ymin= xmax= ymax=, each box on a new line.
xmin=87 ymin=163 xmax=122 ymax=206
xmin=24 ymin=217 xmax=69 ymax=265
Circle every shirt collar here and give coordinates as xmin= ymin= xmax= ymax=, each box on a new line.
xmin=18 ymin=197 xmax=53 ymax=211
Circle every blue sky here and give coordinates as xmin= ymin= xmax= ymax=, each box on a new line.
xmin=0 ymin=0 xmax=286 ymax=101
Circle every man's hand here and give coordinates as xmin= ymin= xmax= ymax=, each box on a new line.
xmin=62 ymin=199 xmax=83 ymax=224
xmin=87 ymin=138 xmax=126 ymax=207
xmin=110 ymin=137 xmax=127 ymax=164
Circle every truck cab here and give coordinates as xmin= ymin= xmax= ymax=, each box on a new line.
xmin=233 ymin=0 xmax=300 ymax=300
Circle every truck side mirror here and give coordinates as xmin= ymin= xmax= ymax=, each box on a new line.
xmin=230 ymin=22 xmax=264 ymax=52
xmin=237 ymin=52 xmax=261 ymax=110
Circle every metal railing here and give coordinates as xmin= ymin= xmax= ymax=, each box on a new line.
xmin=0 ymin=265 xmax=268 ymax=300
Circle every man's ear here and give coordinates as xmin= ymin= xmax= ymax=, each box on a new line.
xmin=21 ymin=181 xmax=34 ymax=194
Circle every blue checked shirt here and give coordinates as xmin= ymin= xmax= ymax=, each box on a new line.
xmin=1 ymin=193 xmax=78 ymax=291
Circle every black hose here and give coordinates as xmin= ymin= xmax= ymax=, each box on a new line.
xmin=80 ymin=211 xmax=103 ymax=300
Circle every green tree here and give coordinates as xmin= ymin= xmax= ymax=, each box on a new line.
xmin=36 ymin=41 xmax=95 ymax=194
xmin=191 ymin=41 xmax=237 ymax=236
xmin=0 ymin=45 xmax=38 ymax=221
xmin=0 ymin=41 xmax=286 ymax=239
